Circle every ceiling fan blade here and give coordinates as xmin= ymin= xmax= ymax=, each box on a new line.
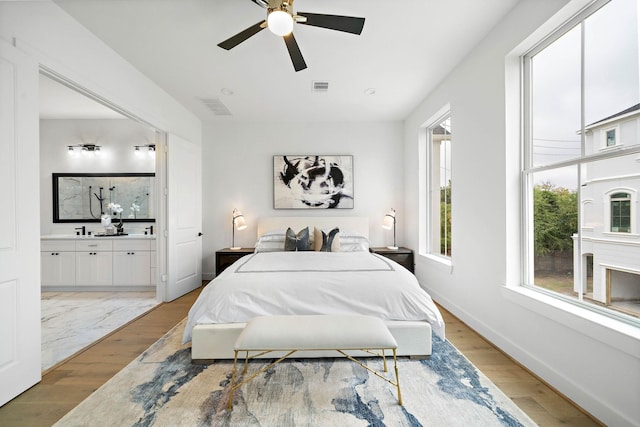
xmin=296 ymin=13 xmax=365 ymax=35
xmin=283 ymin=33 xmax=307 ymax=72
xmin=218 ymin=21 xmax=266 ymax=50
xmin=250 ymin=0 xmax=268 ymax=8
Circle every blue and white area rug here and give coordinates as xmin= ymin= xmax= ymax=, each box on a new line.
xmin=55 ymin=320 xmax=536 ymax=427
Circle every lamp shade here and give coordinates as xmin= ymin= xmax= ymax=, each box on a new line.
xmin=233 ymin=209 xmax=247 ymax=230
xmin=382 ymin=209 xmax=396 ymax=230
xmin=268 ymin=10 xmax=294 ymax=36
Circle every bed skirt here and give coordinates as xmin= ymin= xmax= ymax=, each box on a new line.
xmin=190 ymin=320 xmax=432 ymax=363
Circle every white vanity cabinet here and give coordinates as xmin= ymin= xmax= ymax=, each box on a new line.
xmin=113 ymin=239 xmax=151 ymax=286
xmin=76 ymin=240 xmax=113 ymax=287
xmin=41 ymin=240 xmax=76 ymax=286
xmin=41 ymin=236 xmax=156 ymax=290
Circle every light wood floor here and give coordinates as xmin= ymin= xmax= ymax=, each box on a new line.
xmin=0 ymin=286 xmax=602 ymax=427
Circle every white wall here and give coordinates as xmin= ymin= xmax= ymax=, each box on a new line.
xmin=202 ymin=121 xmax=403 ymax=278
xmin=40 ymin=119 xmax=156 ymax=236
xmin=403 ymin=0 xmax=640 ymax=426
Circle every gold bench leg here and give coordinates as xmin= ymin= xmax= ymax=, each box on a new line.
xmin=393 ymin=349 xmax=402 ymax=406
xmin=227 ymin=350 xmax=239 ymax=410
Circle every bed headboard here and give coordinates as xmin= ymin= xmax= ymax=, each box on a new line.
xmin=257 ymin=217 xmax=370 ymax=239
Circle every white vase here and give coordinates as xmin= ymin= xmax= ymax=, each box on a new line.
xmin=101 ymin=214 xmax=111 ymax=226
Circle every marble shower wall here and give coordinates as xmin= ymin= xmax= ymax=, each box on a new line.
xmin=57 ymin=175 xmax=155 ymax=221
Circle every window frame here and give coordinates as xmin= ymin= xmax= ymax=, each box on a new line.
xmin=604 ymin=126 xmax=618 ymax=148
xmin=521 ymin=0 xmax=640 ymax=325
xmin=607 ymin=190 xmax=633 ymax=233
xmin=426 ymin=111 xmax=452 ymax=261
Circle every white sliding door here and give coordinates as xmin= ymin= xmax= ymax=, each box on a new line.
xmin=165 ymin=133 xmax=202 ymax=301
xmin=0 ymin=40 xmax=41 ymax=405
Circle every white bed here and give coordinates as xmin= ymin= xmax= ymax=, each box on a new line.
xmin=185 ymin=217 xmax=445 ymax=362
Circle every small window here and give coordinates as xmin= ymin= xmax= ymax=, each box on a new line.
xmin=425 ymin=113 xmax=452 ymax=261
xmin=610 ymin=192 xmax=631 ymax=233
xmin=605 ymin=128 xmax=616 ymax=147
xmin=428 ymin=115 xmax=452 ymax=257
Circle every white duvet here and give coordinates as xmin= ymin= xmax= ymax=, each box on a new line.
xmin=182 ymin=251 xmax=445 ymax=343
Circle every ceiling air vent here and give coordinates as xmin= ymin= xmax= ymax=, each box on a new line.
xmin=312 ymin=81 xmax=329 ymax=92
xmin=200 ymin=98 xmax=231 ymax=116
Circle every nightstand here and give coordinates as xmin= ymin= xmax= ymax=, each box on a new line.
xmin=370 ymin=247 xmax=414 ymax=274
xmin=215 ymin=248 xmax=254 ymax=276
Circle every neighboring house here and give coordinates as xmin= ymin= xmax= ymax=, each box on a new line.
xmin=574 ymin=104 xmax=640 ymax=308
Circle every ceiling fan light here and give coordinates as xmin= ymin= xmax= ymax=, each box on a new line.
xmin=268 ymin=10 xmax=293 ymax=36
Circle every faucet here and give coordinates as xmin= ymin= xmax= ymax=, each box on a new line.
xmin=74 ymin=226 xmax=86 ymax=236
xmin=145 ymin=225 xmax=154 ymax=235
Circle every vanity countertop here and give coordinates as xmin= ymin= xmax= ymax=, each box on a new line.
xmin=41 ymin=234 xmax=156 ymax=240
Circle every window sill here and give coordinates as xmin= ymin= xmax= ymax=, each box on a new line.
xmin=602 ymin=232 xmax=639 ymax=238
xmin=599 ymin=144 xmax=624 ymax=152
xmin=418 ymin=253 xmax=453 ymax=273
xmin=502 ymin=285 xmax=640 ymax=358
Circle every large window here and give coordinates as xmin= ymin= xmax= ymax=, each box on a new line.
xmin=523 ymin=0 xmax=640 ymax=320
xmin=428 ymin=115 xmax=452 ymax=258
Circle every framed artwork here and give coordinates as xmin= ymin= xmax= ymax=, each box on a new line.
xmin=273 ymin=155 xmax=354 ymax=209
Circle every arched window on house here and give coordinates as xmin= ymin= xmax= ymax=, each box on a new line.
xmin=610 ymin=192 xmax=631 ymax=233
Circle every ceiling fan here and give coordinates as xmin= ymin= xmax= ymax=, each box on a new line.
xmin=218 ymin=0 xmax=365 ymax=72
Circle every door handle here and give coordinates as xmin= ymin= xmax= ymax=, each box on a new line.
xmin=198 ymin=232 xmax=203 ymax=236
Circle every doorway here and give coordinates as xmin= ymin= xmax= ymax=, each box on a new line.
xmin=39 ymin=72 xmax=162 ymax=371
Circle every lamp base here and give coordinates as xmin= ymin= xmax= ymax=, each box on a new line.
xmin=230 ymin=246 xmax=242 ymax=250
xmin=387 ymin=246 xmax=399 ymax=250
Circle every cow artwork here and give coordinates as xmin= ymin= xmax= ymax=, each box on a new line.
xmin=274 ymin=155 xmax=354 ymax=209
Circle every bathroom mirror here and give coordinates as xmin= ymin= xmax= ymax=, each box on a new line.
xmin=53 ymin=173 xmax=155 ymax=223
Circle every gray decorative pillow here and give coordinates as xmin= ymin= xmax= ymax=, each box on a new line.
xmin=284 ymin=227 xmax=310 ymax=251
xmin=318 ymin=227 xmax=340 ymax=252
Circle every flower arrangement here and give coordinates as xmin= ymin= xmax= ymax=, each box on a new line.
xmin=107 ymin=202 xmax=123 ymax=216
xmin=107 ymin=202 xmax=124 ymax=233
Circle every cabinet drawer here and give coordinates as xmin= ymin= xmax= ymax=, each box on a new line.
xmin=113 ymin=239 xmax=151 ymax=251
xmin=76 ymin=240 xmax=113 ymax=251
xmin=41 ymin=240 xmax=76 ymax=252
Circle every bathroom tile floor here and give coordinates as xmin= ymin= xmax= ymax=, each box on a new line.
xmin=41 ymin=291 xmax=160 ymax=371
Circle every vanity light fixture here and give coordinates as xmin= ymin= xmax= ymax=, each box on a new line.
xmin=382 ymin=208 xmax=398 ymax=250
xmin=231 ymin=208 xmax=247 ymax=250
xmin=134 ymin=144 xmax=156 ymax=155
xmin=67 ymin=144 xmax=101 ymax=155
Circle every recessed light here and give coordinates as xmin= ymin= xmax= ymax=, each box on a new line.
xmin=364 ymin=88 xmax=376 ymax=95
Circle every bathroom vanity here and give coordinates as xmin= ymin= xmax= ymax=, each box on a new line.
xmin=41 ymin=235 xmax=156 ymax=290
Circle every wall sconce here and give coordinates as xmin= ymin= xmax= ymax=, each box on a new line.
xmin=67 ymin=144 xmax=101 ymax=155
xmin=134 ymin=144 xmax=156 ymax=155
xmin=382 ymin=208 xmax=398 ymax=250
xmin=231 ymin=208 xmax=247 ymax=250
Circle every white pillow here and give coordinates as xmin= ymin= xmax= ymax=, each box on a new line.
xmin=338 ymin=233 xmax=370 ymax=252
xmin=254 ymin=230 xmax=286 ymax=252
xmin=258 ymin=230 xmax=286 ymax=241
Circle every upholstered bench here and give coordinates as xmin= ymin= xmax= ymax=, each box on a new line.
xmin=227 ymin=314 xmax=402 ymax=409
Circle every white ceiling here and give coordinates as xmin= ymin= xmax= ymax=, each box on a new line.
xmin=51 ymin=0 xmax=520 ymax=122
